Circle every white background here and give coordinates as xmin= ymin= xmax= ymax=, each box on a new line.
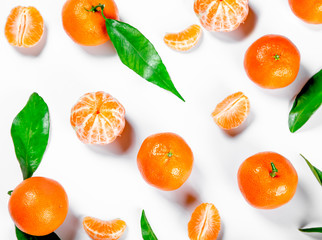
xmin=1 ymin=0 xmax=322 ymax=239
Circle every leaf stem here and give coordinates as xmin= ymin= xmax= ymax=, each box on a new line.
xmin=270 ymin=162 xmax=278 ymax=177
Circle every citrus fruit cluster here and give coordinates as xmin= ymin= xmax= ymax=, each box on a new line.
xmin=5 ymin=0 xmax=322 ymax=239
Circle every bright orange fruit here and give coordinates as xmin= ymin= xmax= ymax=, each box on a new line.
xmin=8 ymin=177 xmax=69 ymax=236
xmin=212 ymin=92 xmax=250 ymax=130
xmin=244 ymin=35 xmax=300 ymax=89
xmin=5 ymin=6 xmax=44 ymax=48
xmin=62 ymin=0 xmax=119 ymax=46
xmin=83 ymin=216 xmax=126 ymax=240
xmin=289 ymin=0 xmax=322 ymax=24
xmin=238 ymin=152 xmax=298 ymax=209
xmin=137 ymin=132 xmax=194 ymax=191
xmin=164 ymin=24 xmax=202 ymax=51
xmin=188 ymin=203 xmax=221 ymax=240
xmin=194 ymin=0 xmax=249 ymax=32
xmin=70 ymin=91 xmax=125 ymax=145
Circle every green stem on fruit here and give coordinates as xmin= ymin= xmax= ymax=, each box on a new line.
xmin=85 ymin=3 xmax=109 ymax=21
xmin=273 ymin=54 xmax=280 ymax=60
xmin=167 ymin=151 xmax=173 ymax=157
xmin=270 ymin=162 xmax=278 ymax=177
xmin=8 ymin=190 xmax=13 ymax=196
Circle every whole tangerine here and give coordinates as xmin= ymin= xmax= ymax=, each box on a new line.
xmin=289 ymin=0 xmax=322 ymax=24
xmin=62 ymin=0 xmax=119 ymax=46
xmin=137 ymin=132 xmax=194 ymax=191
xmin=8 ymin=177 xmax=69 ymax=236
xmin=238 ymin=152 xmax=298 ymax=209
xmin=244 ymin=35 xmax=300 ymax=89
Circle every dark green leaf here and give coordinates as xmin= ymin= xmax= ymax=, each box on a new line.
xmin=105 ymin=19 xmax=184 ymax=101
xmin=141 ymin=210 xmax=158 ymax=240
xmin=299 ymin=227 xmax=322 ymax=233
xmin=289 ymin=69 xmax=322 ymax=132
xmin=11 ymin=93 xmax=50 ymax=179
xmin=8 ymin=190 xmax=13 ymax=196
xmin=301 ymin=154 xmax=322 ymax=186
xmin=16 ymin=226 xmax=60 ymax=240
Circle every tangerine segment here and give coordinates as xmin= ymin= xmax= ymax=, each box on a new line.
xmin=70 ymin=91 xmax=125 ymax=145
xmin=5 ymin=6 xmax=44 ymax=48
xmin=83 ymin=216 xmax=126 ymax=240
xmin=188 ymin=203 xmax=221 ymax=240
xmin=212 ymin=92 xmax=250 ymax=130
xmin=194 ymin=0 xmax=249 ymax=32
xmin=164 ymin=25 xmax=202 ymax=51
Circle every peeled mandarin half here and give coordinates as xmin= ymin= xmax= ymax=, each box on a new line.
xmin=164 ymin=24 xmax=202 ymax=51
xmin=83 ymin=216 xmax=126 ymax=240
xmin=188 ymin=203 xmax=221 ymax=240
xmin=212 ymin=92 xmax=250 ymax=130
xmin=5 ymin=6 xmax=44 ymax=48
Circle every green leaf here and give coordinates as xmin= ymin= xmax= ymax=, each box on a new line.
xmin=301 ymin=154 xmax=322 ymax=186
xmin=105 ymin=19 xmax=185 ymax=102
xmin=16 ymin=226 xmax=60 ymax=240
xmin=289 ymin=69 xmax=322 ymax=133
xmin=141 ymin=210 xmax=158 ymax=240
xmin=8 ymin=190 xmax=13 ymax=196
xmin=11 ymin=93 xmax=50 ymax=179
xmin=299 ymin=227 xmax=322 ymax=233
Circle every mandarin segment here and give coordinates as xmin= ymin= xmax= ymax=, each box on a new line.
xmin=188 ymin=203 xmax=221 ymax=240
xmin=194 ymin=0 xmax=249 ymax=32
xmin=137 ymin=132 xmax=194 ymax=191
xmin=238 ymin=152 xmax=298 ymax=209
xmin=8 ymin=177 xmax=69 ymax=236
xmin=70 ymin=91 xmax=125 ymax=144
xmin=212 ymin=92 xmax=250 ymax=130
xmin=164 ymin=25 xmax=202 ymax=51
xmin=83 ymin=216 xmax=126 ymax=240
xmin=5 ymin=6 xmax=44 ymax=48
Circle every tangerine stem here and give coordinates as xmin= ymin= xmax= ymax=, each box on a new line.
xmin=273 ymin=54 xmax=280 ymax=60
xmin=8 ymin=190 xmax=13 ymax=196
xmin=168 ymin=151 xmax=173 ymax=157
xmin=85 ymin=3 xmax=105 ymax=12
xmin=270 ymin=162 xmax=278 ymax=177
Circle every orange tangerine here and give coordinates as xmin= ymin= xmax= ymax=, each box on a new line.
xmin=83 ymin=216 xmax=126 ymax=240
xmin=188 ymin=203 xmax=221 ymax=240
xmin=5 ymin=6 xmax=44 ymax=48
xmin=70 ymin=91 xmax=125 ymax=144
xmin=137 ymin=132 xmax=194 ymax=191
xmin=194 ymin=0 xmax=249 ymax=32
xmin=212 ymin=92 xmax=250 ymax=130
xmin=289 ymin=0 xmax=322 ymax=24
xmin=62 ymin=0 xmax=119 ymax=46
xmin=8 ymin=177 xmax=68 ymax=236
xmin=164 ymin=24 xmax=202 ymax=51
